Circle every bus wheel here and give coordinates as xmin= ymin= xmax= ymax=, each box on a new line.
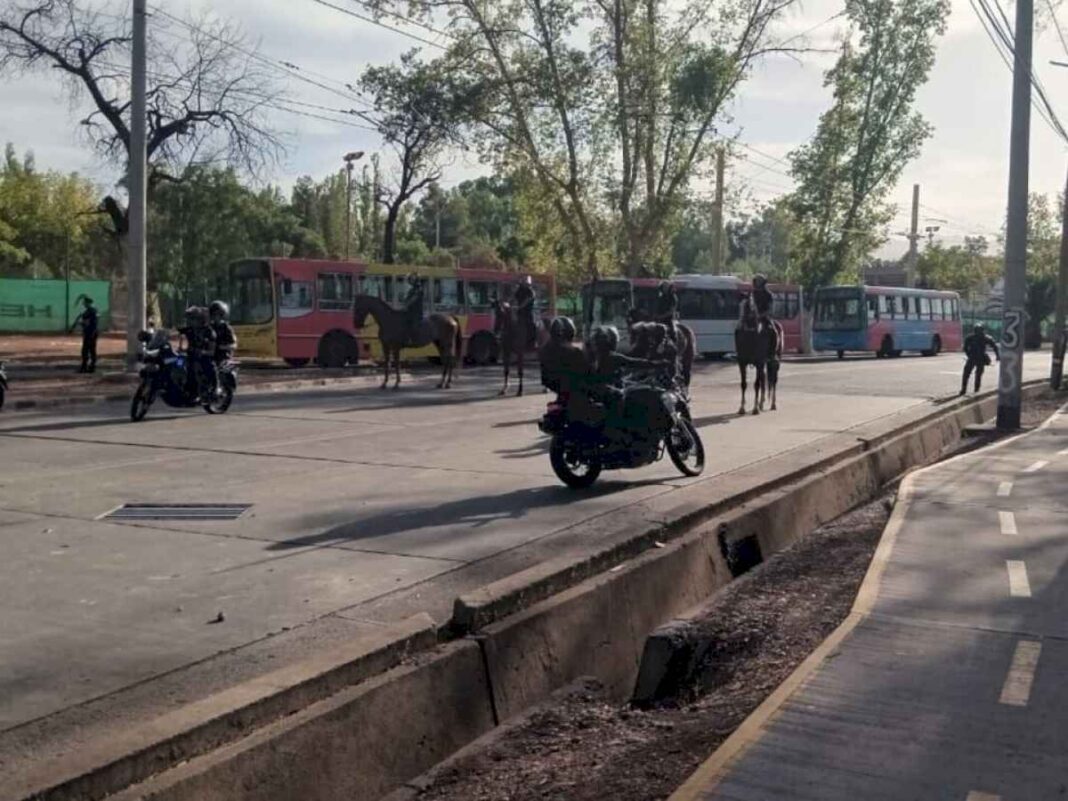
xmin=467 ymin=332 xmax=498 ymax=366
xmin=879 ymin=336 xmax=894 ymax=358
xmin=317 ymin=332 xmax=356 ymax=369
xmin=284 ymin=358 xmax=310 ymax=368
xmin=922 ymin=335 xmax=942 ymax=357
xmin=836 ymin=350 xmax=844 ymax=360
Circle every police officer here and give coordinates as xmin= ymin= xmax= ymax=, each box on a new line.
xmin=402 ymin=273 xmax=424 ymax=346
xmin=539 ymin=316 xmax=586 ymax=397
xmin=70 ymin=296 xmax=99 ymax=373
xmin=654 ymin=281 xmax=678 ymax=340
xmin=960 ymin=324 xmax=1000 ymax=396
xmin=179 ymin=306 xmax=216 ymax=401
xmin=513 ymin=276 xmax=537 ymax=349
xmin=209 ymin=300 xmax=237 ymax=371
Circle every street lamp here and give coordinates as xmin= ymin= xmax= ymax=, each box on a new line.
xmin=343 ymin=150 xmax=365 ymax=260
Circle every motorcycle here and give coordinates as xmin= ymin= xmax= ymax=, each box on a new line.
xmin=0 ymin=360 xmax=7 ymax=410
xmin=130 ymin=328 xmax=237 ymax=422
xmin=539 ymin=377 xmax=704 ymax=489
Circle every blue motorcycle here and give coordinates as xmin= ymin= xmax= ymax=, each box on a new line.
xmin=130 ymin=328 xmax=237 ymax=421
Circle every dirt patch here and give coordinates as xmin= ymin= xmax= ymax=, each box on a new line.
xmin=1021 ymin=388 xmax=1066 ymax=427
xmin=412 ymin=492 xmax=894 ymax=801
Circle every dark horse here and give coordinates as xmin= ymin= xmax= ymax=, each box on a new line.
xmin=734 ymin=301 xmax=782 ymax=415
xmin=626 ymin=309 xmax=696 ymax=388
xmin=492 ymin=300 xmax=538 ymax=396
xmin=352 ymin=294 xmax=462 ymax=390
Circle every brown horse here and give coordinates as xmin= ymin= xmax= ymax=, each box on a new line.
xmin=352 ymin=295 xmax=462 ymax=390
xmin=734 ymin=301 xmax=781 ymax=414
xmin=626 ymin=309 xmax=696 ymax=388
xmin=492 ymin=300 xmax=536 ymax=396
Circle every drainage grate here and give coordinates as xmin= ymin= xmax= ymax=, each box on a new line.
xmin=103 ymin=503 xmax=251 ymax=521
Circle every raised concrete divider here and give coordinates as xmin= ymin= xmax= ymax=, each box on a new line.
xmin=12 ymin=386 xmax=1038 ymax=801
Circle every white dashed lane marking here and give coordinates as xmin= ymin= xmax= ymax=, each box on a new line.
xmin=1006 ymin=560 xmax=1032 ymax=598
xmin=999 ymin=640 xmax=1042 ymax=707
xmin=1024 ymin=460 xmax=1049 ymax=473
xmin=999 ymin=511 xmax=1018 ymax=536
xmin=997 ymin=481 xmax=1013 ymax=497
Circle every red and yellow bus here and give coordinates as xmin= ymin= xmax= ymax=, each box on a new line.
xmin=228 ymin=258 xmax=556 ymax=367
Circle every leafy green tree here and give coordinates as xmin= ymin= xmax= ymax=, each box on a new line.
xmin=788 ymin=0 xmax=950 ymax=290
xmin=916 ymin=239 xmax=999 ymax=293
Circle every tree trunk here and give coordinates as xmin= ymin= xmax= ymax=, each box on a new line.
xmin=383 ymin=202 xmax=401 ymax=265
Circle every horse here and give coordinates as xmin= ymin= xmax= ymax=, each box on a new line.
xmin=492 ymin=300 xmax=536 ymax=396
xmin=625 ymin=309 xmax=696 ymax=389
xmin=352 ymin=294 xmax=462 ymax=390
xmin=734 ymin=302 xmax=782 ymax=415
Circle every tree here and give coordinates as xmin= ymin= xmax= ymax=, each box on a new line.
xmin=788 ymin=0 xmax=949 ymax=290
xmin=915 ymin=240 xmax=999 ymax=293
xmin=723 ymin=199 xmax=799 ymax=280
xmin=372 ymin=0 xmax=803 ymax=279
xmin=0 ymin=1 xmax=285 ymax=235
xmin=360 ymin=51 xmax=469 ymax=264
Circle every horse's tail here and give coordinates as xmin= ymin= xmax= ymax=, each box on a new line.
xmin=453 ymin=317 xmax=464 ymax=367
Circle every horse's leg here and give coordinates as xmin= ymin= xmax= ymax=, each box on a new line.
xmin=770 ymin=362 xmax=778 ymax=411
xmin=393 ymin=348 xmax=401 ymax=389
xmin=516 ymin=348 xmax=524 ymax=397
xmin=380 ymin=343 xmax=389 ymax=389
xmin=753 ymin=364 xmax=764 ymax=415
xmin=499 ymin=349 xmax=509 ymax=396
xmin=738 ymin=363 xmax=747 ymax=415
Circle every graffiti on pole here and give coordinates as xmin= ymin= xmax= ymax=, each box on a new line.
xmin=999 ymin=308 xmax=1023 ymax=395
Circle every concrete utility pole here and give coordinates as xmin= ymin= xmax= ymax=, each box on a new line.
xmin=710 ymin=148 xmax=725 ymax=275
xmin=343 ymin=151 xmax=364 ymax=260
xmin=905 ymin=184 xmax=920 ymax=286
xmin=126 ymin=0 xmax=147 ymax=371
xmin=1050 ymin=164 xmax=1068 ymax=388
xmin=997 ymin=0 xmax=1033 ymax=430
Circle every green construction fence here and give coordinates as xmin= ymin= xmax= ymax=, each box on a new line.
xmin=0 ymin=278 xmax=111 ymax=333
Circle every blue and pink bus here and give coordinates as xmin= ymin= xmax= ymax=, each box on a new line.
xmin=812 ymin=285 xmax=963 ymax=358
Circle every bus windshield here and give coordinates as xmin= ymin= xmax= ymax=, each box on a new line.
xmin=230 ymin=260 xmax=274 ymax=325
xmin=814 ymin=289 xmax=863 ymax=330
xmin=583 ymin=280 xmax=632 ymax=326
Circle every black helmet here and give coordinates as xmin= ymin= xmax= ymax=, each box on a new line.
xmin=549 ymin=316 xmax=576 ymax=342
xmin=184 ymin=305 xmax=207 ymax=325
xmin=753 ymin=273 xmax=768 ymax=288
xmin=407 ymin=272 xmax=420 ymax=286
xmin=592 ymin=325 xmax=619 ymax=351
xmin=209 ymin=300 xmax=229 ymax=321
xmin=974 ymin=323 xmax=984 ymax=334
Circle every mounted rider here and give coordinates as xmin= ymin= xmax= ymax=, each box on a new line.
xmin=739 ymin=273 xmax=775 ymax=331
xmin=539 ymin=316 xmax=588 ymax=399
xmin=654 ymin=280 xmax=679 ymax=341
xmin=513 ymin=275 xmax=538 ymax=349
xmin=402 ymin=272 xmax=425 ymax=346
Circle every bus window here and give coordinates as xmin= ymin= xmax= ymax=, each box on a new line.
xmin=466 ymin=281 xmax=497 ymax=312
xmin=278 ymin=277 xmax=314 ymax=318
xmin=814 ymin=291 xmax=862 ymax=329
xmin=434 ymin=278 xmax=464 ymax=312
xmin=866 ymin=294 xmax=879 ymax=321
xmin=230 ymin=260 xmax=273 ymax=325
xmin=634 ymin=286 xmax=658 ymax=315
xmin=362 ymin=274 xmax=393 ymax=302
xmin=889 ymin=295 xmax=904 ymax=319
xmin=318 ymin=272 xmax=354 ymax=311
xmin=952 ymin=298 xmax=960 ymax=320
xmin=533 ymin=280 xmax=551 ymax=313
xmin=877 ymin=295 xmax=889 ymax=317
xmin=786 ymin=292 xmax=800 ymax=319
xmin=919 ymin=297 xmax=931 ymax=319
xmin=937 ymin=298 xmax=947 ymax=320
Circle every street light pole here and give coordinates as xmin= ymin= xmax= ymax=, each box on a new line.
xmin=996 ymin=0 xmax=1033 ymax=430
xmin=343 ymin=151 xmax=365 ymax=260
xmin=126 ymin=0 xmax=148 ymax=370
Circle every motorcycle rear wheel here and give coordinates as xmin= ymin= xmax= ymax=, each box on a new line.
xmin=550 ymin=434 xmax=601 ymax=489
xmin=130 ymin=381 xmax=152 ymax=422
xmin=204 ymin=385 xmax=234 ymax=414
xmin=667 ymin=418 xmax=705 ymax=477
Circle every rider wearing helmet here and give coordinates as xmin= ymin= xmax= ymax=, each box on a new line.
xmin=540 ymin=316 xmax=586 ymax=396
xmin=402 ymin=273 xmax=425 ymax=346
xmin=513 ymin=275 xmax=537 ymax=349
xmin=654 ymin=281 xmax=679 ymax=340
xmin=179 ymin=305 xmax=217 ymax=400
xmin=740 ymin=274 xmax=775 ymax=329
xmin=586 ymin=325 xmax=669 ymax=417
xmin=209 ymin=300 xmax=237 ymax=380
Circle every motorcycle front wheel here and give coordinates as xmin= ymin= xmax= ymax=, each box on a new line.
xmin=204 ymin=385 xmax=234 ymax=414
xmin=667 ymin=418 xmax=705 ymax=477
xmin=130 ymin=380 xmax=153 ymax=422
xmin=549 ymin=434 xmax=601 ymax=489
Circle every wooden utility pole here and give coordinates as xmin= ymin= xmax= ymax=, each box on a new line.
xmin=126 ymin=0 xmax=147 ymax=370
xmin=710 ymin=148 xmax=725 ymax=274
xmin=1050 ymin=164 xmax=1068 ymax=388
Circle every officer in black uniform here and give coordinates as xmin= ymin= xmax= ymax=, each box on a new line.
xmin=513 ymin=276 xmax=537 ymax=349
xmin=70 ymin=296 xmax=99 ymax=373
xmin=960 ymin=324 xmax=1000 ymax=395
xmin=402 ymin=273 xmax=424 ymax=346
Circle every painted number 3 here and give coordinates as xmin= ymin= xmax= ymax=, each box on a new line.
xmin=1003 ymin=309 xmax=1022 ymax=350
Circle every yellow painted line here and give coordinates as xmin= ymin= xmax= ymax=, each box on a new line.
xmin=669 ymin=400 xmax=1068 ymax=801
xmin=1006 ymin=560 xmax=1032 ymax=598
xmin=1024 ymin=459 xmax=1049 ymax=473
xmin=999 ymin=511 xmax=1018 ymax=536
xmin=966 ymin=792 xmax=1001 ymax=801
xmin=999 ymin=640 xmax=1042 ymax=707
xmin=997 ymin=481 xmax=1013 ymax=497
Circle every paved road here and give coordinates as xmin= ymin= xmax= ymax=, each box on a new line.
xmin=677 ymin=401 xmax=1068 ymax=801
xmin=0 ymin=352 xmax=1047 ymax=738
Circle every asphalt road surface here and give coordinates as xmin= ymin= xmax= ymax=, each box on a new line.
xmin=0 ymin=352 xmax=1049 ymax=739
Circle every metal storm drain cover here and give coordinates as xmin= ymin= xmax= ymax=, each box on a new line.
xmin=103 ymin=503 xmax=251 ymax=521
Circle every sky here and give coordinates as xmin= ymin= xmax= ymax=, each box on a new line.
xmin=1 ymin=0 xmax=1066 ymax=263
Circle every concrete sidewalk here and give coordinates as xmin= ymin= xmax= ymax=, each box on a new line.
xmin=672 ymin=404 xmax=1068 ymax=801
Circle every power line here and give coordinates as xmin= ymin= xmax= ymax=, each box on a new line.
xmin=309 ymin=0 xmax=448 ymax=50
xmin=344 ymin=0 xmax=455 ymax=41
xmin=1046 ymin=0 xmax=1068 ymax=57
